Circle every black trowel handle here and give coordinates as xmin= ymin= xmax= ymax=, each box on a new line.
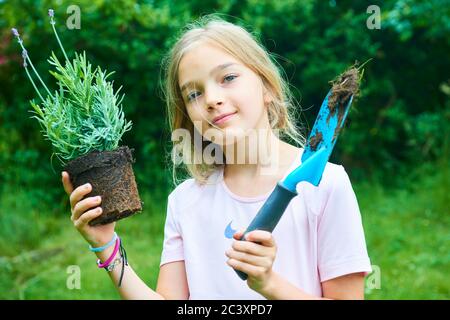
xmin=234 ymin=183 xmax=297 ymax=281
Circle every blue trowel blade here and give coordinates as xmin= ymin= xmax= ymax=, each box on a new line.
xmin=281 ymin=91 xmax=353 ymax=192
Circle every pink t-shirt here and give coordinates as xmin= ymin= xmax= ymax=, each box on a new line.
xmin=160 ymin=150 xmax=372 ymax=299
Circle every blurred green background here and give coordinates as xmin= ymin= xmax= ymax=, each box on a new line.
xmin=0 ymin=0 xmax=448 ymax=299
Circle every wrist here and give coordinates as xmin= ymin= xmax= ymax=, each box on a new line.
xmin=93 ymin=236 xmax=128 ymax=287
xmin=86 ymin=233 xmax=116 ymax=249
xmin=97 ymin=237 xmax=121 ymax=268
xmin=259 ymin=270 xmax=278 ymax=298
xmin=95 ymin=244 xmax=116 ymax=262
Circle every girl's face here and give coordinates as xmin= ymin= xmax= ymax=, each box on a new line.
xmin=178 ymin=43 xmax=271 ymax=145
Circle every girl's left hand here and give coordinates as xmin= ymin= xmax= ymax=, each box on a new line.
xmin=225 ymin=229 xmax=277 ymax=293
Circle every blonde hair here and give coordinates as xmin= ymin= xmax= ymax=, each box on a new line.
xmin=161 ymin=14 xmax=305 ymax=186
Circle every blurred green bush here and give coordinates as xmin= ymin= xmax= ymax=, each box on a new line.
xmin=0 ymin=0 xmax=448 ymax=205
xmin=0 ymin=0 xmax=448 ymax=300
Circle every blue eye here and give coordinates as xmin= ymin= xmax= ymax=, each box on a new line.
xmin=187 ymin=91 xmax=200 ymax=101
xmin=223 ymin=74 xmax=237 ymax=82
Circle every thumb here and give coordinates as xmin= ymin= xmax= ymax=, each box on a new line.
xmin=61 ymin=171 xmax=74 ymax=195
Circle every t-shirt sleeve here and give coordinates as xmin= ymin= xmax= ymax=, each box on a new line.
xmin=159 ymin=197 xmax=184 ymax=267
xmin=317 ymin=165 xmax=372 ymax=282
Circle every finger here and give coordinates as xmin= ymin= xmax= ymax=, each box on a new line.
xmin=227 ymin=258 xmax=266 ymax=278
xmin=74 ymin=207 xmax=103 ymax=228
xmin=61 ymin=171 xmax=74 ymax=195
xmin=72 ymin=196 xmax=102 ymax=221
xmin=70 ymin=183 xmax=92 ymax=209
xmin=232 ymin=240 xmax=269 ymax=257
xmin=245 ymin=230 xmax=275 ymax=247
xmin=233 ymin=228 xmax=246 ymax=240
xmin=225 ymin=249 xmax=272 ymax=268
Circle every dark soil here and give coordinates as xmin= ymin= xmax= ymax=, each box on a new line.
xmin=327 ymin=65 xmax=361 ymax=142
xmin=308 ymin=130 xmax=323 ymax=151
xmin=64 ymin=146 xmax=142 ymax=226
xmin=328 ymin=67 xmax=360 ymax=112
xmin=308 ymin=65 xmax=361 ymax=151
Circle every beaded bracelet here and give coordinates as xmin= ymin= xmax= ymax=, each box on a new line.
xmin=104 ymin=256 xmax=122 ymax=272
xmin=89 ymin=232 xmax=118 ymax=252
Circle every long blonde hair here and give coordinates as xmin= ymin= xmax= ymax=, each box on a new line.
xmin=161 ymin=14 xmax=305 ymax=186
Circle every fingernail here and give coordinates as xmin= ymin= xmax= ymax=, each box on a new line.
xmin=96 ymin=196 xmax=101 ymax=201
xmin=85 ymin=183 xmax=91 ymax=189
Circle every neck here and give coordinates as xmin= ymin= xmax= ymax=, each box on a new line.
xmin=222 ymin=130 xmax=291 ymax=180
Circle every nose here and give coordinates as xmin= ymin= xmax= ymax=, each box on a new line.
xmin=204 ymin=83 xmax=224 ymax=110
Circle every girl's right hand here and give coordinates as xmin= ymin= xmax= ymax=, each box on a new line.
xmin=62 ymin=171 xmax=116 ymax=248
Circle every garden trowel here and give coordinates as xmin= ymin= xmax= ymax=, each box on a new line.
xmin=233 ymin=68 xmax=359 ymax=280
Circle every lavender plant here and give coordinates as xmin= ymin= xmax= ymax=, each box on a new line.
xmin=11 ymin=9 xmax=132 ymax=165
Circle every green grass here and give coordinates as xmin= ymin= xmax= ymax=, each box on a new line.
xmin=0 ymin=191 xmax=165 ymax=300
xmin=358 ymin=160 xmax=450 ymax=299
xmin=0 ymin=161 xmax=448 ymax=299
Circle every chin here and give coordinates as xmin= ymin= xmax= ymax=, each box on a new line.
xmin=203 ymin=126 xmax=248 ymax=146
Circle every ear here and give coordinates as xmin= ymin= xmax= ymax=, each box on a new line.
xmin=260 ymin=77 xmax=274 ymax=106
xmin=263 ymin=88 xmax=273 ymax=105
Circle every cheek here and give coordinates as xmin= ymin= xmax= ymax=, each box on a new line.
xmin=234 ymin=87 xmax=266 ymax=125
xmin=235 ymin=76 xmax=265 ymax=109
xmin=186 ymin=106 xmax=196 ymax=123
xmin=186 ymin=103 xmax=202 ymax=122
xmin=187 ymin=105 xmax=211 ymax=133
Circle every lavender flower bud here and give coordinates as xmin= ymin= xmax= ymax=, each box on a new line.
xmin=11 ymin=28 xmax=19 ymax=38
xmin=48 ymin=9 xmax=54 ymax=17
xmin=22 ymin=49 xmax=28 ymax=67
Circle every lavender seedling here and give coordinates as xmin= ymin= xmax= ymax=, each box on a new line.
xmin=11 ymin=10 xmax=132 ymax=165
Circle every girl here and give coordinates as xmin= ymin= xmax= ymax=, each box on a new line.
xmin=61 ymin=15 xmax=371 ymax=300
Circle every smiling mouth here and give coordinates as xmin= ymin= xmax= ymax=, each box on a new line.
xmin=213 ymin=112 xmax=237 ymax=125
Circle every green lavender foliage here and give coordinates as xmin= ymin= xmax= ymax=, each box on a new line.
xmin=30 ymin=51 xmax=132 ymax=164
xmin=12 ymin=9 xmax=132 ymax=165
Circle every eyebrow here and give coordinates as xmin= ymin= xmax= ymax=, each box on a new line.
xmin=180 ymin=62 xmax=238 ymax=93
